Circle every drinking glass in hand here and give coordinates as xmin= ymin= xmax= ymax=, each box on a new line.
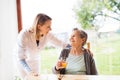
xmin=59 ymin=58 xmax=67 ymax=68
xmin=61 ymin=61 xmax=67 ymax=68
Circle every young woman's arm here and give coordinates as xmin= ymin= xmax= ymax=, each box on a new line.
xmin=47 ymin=32 xmax=69 ymax=48
xmin=19 ymin=59 xmax=31 ymax=72
xmin=17 ymin=30 xmax=31 ymax=73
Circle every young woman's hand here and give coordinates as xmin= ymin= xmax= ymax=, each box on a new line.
xmin=28 ymin=71 xmax=39 ymax=76
xmin=25 ymin=71 xmax=40 ymax=80
xmin=86 ymin=49 xmax=93 ymax=57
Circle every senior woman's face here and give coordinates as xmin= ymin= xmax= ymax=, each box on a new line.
xmin=69 ymin=30 xmax=84 ymax=46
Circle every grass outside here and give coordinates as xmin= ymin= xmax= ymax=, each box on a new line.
xmin=92 ymin=33 xmax=120 ymax=75
xmin=40 ymin=48 xmax=59 ymax=74
xmin=40 ymin=33 xmax=120 ymax=75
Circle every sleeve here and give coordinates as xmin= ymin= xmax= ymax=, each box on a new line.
xmin=47 ymin=32 xmax=68 ymax=48
xmin=90 ymin=56 xmax=98 ymax=75
xmin=52 ymin=66 xmax=66 ymax=74
xmin=52 ymin=66 xmax=61 ymax=74
xmin=65 ymin=44 xmax=71 ymax=49
xmin=16 ymin=30 xmax=31 ymax=73
xmin=19 ymin=59 xmax=31 ymax=72
xmin=52 ymin=49 xmax=69 ymax=74
xmin=17 ymin=30 xmax=27 ymax=60
xmin=52 ymin=49 xmax=63 ymax=74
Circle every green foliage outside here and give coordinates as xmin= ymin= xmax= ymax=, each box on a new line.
xmin=40 ymin=33 xmax=120 ymax=75
xmin=73 ymin=0 xmax=120 ymax=29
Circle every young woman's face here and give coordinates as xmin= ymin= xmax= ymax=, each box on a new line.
xmin=38 ymin=20 xmax=52 ymax=36
xmin=69 ymin=30 xmax=84 ymax=47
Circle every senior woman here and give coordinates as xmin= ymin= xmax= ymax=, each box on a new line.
xmin=52 ymin=28 xmax=98 ymax=75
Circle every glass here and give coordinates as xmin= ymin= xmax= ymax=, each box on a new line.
xmin=60 ymin=57 xmax=67 ymax=68
xmin=57 ymin=58 xmax=67 ymax=80
xmin=61 ymin=61 xmax=67 ymax=68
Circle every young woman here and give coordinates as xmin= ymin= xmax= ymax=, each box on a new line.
xmin=14 ymin=13 xmax=69 ymax=79
xmin=52 ymin=28 xmax=98 ymax=75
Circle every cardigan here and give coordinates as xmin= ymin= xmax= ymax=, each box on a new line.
xmin=52 ymin=48 xmax=98 ymax=75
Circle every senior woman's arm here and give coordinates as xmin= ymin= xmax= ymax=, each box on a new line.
xmin=52 ymin=66 xmax=61 ymax=74
xmin=52 ymin=49 xmax=69 ymax=74
xmin=87 ymin=50 xmax=98 ymax=75
xmin=90 ymin=57 xmax=98 ymax=75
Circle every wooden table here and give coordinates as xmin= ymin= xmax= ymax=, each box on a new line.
xmin=26 ymin=74 xmax=120 ymax=80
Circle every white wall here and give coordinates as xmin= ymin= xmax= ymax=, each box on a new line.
xmin=0 ymin=0 xmax=18 ymax=79
xmin=21 ymin=0 xmax=78 ymax=33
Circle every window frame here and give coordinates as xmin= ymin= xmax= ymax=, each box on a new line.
xmin=16 ymin=0 xmax=22 ymax=33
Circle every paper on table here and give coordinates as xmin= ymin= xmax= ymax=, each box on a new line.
xmin=25 ymin=75 xmax=40 ymax=80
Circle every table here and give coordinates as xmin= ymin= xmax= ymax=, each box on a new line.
xmin=25 ymin=74 xmax=120 ymax=80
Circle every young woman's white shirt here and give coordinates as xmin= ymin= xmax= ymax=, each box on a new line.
xmin=14 ymin=28 xmax=67 ymax=77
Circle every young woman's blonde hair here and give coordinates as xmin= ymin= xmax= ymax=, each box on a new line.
xmin=29 ymin=13 xmax=52 ymax=34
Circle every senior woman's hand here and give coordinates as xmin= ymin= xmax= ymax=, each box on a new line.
xmin=55 ymin=60 xmax=66 ymax=70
